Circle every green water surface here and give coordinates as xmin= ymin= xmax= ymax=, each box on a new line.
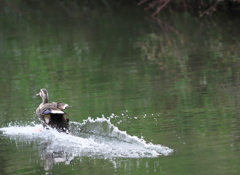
xmin=0 ymin=5 xmax=240 ymax=175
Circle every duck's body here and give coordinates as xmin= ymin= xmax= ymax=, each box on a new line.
xmin=36 ymin=88 xmax=71 ymax=133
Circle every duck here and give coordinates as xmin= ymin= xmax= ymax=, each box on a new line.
xmin=36 ymin=88 xmax=71 ymax=133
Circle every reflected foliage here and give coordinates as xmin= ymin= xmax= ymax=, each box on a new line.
xmin=135 ymin=12 xmax=240 ymax=138
xmin=1 ymin=0 xmax=240 ymax=18
xmin=139 ymin=0 xmax=240 ymax=17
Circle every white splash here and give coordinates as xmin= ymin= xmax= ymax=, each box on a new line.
xmin=0 ymin=117 xmax=173 ymax=159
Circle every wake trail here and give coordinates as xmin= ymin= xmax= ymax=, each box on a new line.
xmin=0 ymin=117 xmax=173 ymax=158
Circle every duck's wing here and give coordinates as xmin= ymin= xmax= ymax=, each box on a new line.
xmin=37 ymin=103 xmax=64 ymax=115
xmin=38 ymin=104 xmax=66 ymax=125
xmin=51 ymin=102 xmax=71 ymax=111
xmin=41 ymin=106 xmax=65 ymax=115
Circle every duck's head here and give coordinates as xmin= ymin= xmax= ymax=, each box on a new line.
xmin=36 ymin=88 xmax=49 ymax=103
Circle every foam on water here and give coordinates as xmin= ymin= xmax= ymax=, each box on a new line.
xmin=0 ymin=117 xmax=173 ymax=159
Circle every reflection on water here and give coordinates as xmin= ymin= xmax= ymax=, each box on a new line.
xmin=38 ymin=142 xmax=166 ymax=174
xmin=39 ymin=141 xmax=73 ymax=172
xmin=39 ymin=142 xmax=166 ymax=174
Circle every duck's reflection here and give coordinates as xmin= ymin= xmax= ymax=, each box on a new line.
xmin=39 ymin=141 xmax=74 ymax=171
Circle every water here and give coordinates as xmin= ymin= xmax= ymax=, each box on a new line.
xmin=1 ymin=4 xmax=240 ymax=175
xmin=0 ymin=118 xmax=173 ymax=174
xmin=1 ymin=118 xmax=172 ymax=159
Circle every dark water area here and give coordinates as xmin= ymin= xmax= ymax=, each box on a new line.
xmin=0 ymin=5 xmax=240 ymax=175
